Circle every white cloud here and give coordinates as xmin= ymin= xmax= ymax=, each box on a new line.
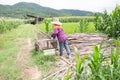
xmin=0 ymin=0 xmax=120 ymax=13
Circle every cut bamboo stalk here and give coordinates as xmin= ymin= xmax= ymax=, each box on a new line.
xmin=42 ymin=67 xmax=67 ymax=80
xmin=60 ymin=57 xmax=71 ymax=65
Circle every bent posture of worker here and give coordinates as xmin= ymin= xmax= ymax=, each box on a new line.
xmin=51 ymin=18 xmax=71 ymax=59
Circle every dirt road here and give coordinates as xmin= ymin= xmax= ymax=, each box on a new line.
xmin=16 ymin=38 xmax=40 ymax=80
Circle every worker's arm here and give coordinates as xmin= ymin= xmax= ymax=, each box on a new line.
xmin=51 ymin=28 xmax=59 ymax=39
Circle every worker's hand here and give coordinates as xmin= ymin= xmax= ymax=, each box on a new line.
xmin=50 ymin=37 xmax=53 ymax=40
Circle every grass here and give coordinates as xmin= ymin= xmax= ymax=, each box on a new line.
xmin=31 ymin=50 xmax=58 ymax=78
xmin=62 ymin=23 xmax=78 ymax=34
xmin=0 ymin=23 xmax=58 ymax=79
xmin=0 ymin=24 xmax=37 ymax=80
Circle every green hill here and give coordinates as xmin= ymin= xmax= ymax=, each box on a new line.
xmin=0 ymin=2 xmax=99 ymax=18
xmin=60 ymin=9 xmax=94 ymax=16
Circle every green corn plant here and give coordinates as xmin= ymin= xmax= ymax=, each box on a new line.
xmin=64 ymin=69 xmax=70 ymax=80
xmin=64 ymin=47 xmax=87 ymax=80
xmin=114 ymin=40 xmax=120 ymax=47
xmin=111 ymin=5 xmax=120 ymax=38
xmin=75 ymin=19 xmax=89 ymax=33
xmin=64 ymin=67 xmax=73 ymax=80
xmin=101 ymin=10 xmax=110 ymax=31
xmin=0 ymin=19 xmax=22 ymax=33
xmin=110 ymin=48 xmax=119 ymax=70
xmin=74 ymin=47 xmax=87 ymax=80
xmin=94 ymin=13 xmax=101 ymax=31
xmin=94 ymin=5 xmax=120 ymax=39
xmin=94 ymin=40 xmax=120 ymax=80
xmin=104 ymin=40 xmax=120 ymax=79
xmin=109 ymin=46 xmax=120 ymax=79
xmin=88 ymin=42 xmax=105 ymax=80
xmin=44 ymin=19 xmax=51 ymax=34
xmin=0 ymin=19 xmax=7 ymax=33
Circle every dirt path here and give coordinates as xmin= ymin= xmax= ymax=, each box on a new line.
xmin=15 ymin=38 xmax=40 ymax=80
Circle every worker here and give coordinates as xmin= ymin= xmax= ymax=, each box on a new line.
xmin=51 ymin=18 xmax=71 ymax=59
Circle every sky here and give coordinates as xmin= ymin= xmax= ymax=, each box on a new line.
xmin=0 ymin=0 xmax=120 ymax=13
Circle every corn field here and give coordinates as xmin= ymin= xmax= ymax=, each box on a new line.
xmin=0 ymin=18 xmax=23 ymax=33
xmin=94 ymin=5 xmax=120 ymax=38
xmin=59 ymin=17 xmax=95 ymax=23
xmin=64 ymin=40 xmax=120 ymax=80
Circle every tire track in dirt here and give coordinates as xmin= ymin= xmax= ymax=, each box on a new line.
xmin=16 ymin=38 xmax=40 ymax=80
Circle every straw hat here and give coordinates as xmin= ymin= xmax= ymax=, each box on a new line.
xmin=51 ymin=18 xmax=62 ymax=25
